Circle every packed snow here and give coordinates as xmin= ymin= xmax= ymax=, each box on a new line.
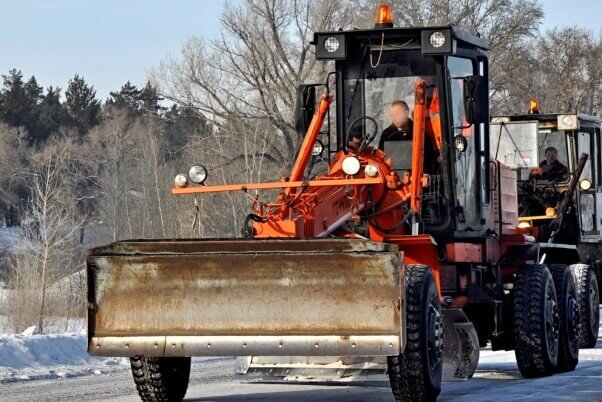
xmin=0 ymin=330 xmax=128 ymax=383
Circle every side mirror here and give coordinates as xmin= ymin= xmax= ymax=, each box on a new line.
xmin=463 ymin=75 xmax=488 ymax=125
xmin=295 ymin=85 xmax=316 ymax=135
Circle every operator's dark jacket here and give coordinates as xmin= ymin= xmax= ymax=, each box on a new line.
xmin=379 ymin=120 xmax=437 ymax=173
xmin=538 ymin=160 xmax=568 ymax=180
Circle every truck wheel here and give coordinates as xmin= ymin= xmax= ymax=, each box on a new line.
xmin=570 ymin=264 xmax=600 ymax=348
xmin=130 ymin=356 xmax=191 ymax=402
xmin=548 ymin=264 xmax=579 ymax=372
xmin=514 ymin=264 xmax=559 ymax=378
xmin=387 ymin=265 xmax=442 ymax=402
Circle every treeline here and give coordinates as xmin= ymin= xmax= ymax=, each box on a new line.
xmin=0 ymin=71 xmax=217 ymax=333
xmin=0 ymin=70 xmax=210 ymax=227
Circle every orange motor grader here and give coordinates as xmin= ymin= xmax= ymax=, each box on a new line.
xmin=87 ymin=5 xmax=594 ymax=402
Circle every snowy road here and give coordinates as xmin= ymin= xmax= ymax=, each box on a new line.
xmin=0 ymin=315 xmax=600 ymax=401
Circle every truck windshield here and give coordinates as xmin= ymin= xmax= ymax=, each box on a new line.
xmin=342 ymin=49 xmax=437 ymax=149
xmin=490 ymin=121 xmax=569 ymax=182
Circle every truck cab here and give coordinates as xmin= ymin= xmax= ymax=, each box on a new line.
xmin=307 ymin=25 xmax=491 ymax=242
xmin=491 ymin=111 xmax=602 ymax=278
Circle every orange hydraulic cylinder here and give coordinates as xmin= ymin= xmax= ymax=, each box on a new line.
xmin=286 ymin=94 xmax=333 ymax=197
xmin=427 ymin=88 xmax=443 ymax=151
xmin=409 ymin=80 xmax=427 ymax=212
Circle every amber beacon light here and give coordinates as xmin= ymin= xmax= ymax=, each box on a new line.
xmin=528 ymin=99 xmax=540 ymax=114
xmin=375 ymin=3 xmax=394 ymax=28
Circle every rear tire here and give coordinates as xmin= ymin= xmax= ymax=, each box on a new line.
xmin=513 ymin=264 xmax=559 ymax=378
xmin=548 ymin=264 xmax=579 ymax=372
xmin=387 ymin=264 xmax=442 ymax=402
xmin=130 ymin=356 xmax=191 ymax=402
xmin=570 ymin=264 xmax=600 ymax=348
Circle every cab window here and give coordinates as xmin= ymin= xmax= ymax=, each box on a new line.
xmin=448 ymin=57 xmax=479 ymax=224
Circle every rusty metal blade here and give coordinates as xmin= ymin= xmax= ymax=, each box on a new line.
xmin=441 ymin=308 xmax=480 ymax=380
xmin=87 ymin=239 xmax=403 ymax=357
xmin=237 ymin=356 xmax=389 ymax=380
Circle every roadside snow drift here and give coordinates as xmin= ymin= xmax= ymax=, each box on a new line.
xmin=0 ymin=332 xmax=128 ymax=382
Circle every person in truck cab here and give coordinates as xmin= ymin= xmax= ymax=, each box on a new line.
xmin=378 ymin=100 xmax=413 ymax=148
xmin=538 ymin=147 xmax=568 ymax=181
xmin=378 ymin=100 xmax=437 ymax=173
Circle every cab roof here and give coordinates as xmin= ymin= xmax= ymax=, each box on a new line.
xmin=312 ymin=25 xmax=489 ymax=51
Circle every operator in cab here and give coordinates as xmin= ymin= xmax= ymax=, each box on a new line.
xmin=378 ymin=100 xmax=413 ymax=147
xmin=378 ymin=100 xmax=437 ymax=173
xmin=538 ymin=147 xmax=568 ymax=181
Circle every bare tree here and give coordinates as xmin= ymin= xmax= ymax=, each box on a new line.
xmin=179 ymin=116 xmax=281 ymax=236
xmin=495 ymin=27 xmax=602 ymax=115
xmin=4 ymin=143 xmax=83 ymax=333
xmin=152 ymin=0 xmax=359 ymax=169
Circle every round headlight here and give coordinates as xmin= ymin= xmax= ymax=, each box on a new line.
xmin=454 ymin=135 xmax=467 ymax=152
xmin=364 ymin=163 xmax=379 ymax=177
xmin=562 ymin=115 xmax=573 ymax=126
xmin=342 ymin=156 xmax=361 ymax=176
xmin=429 ymin=31 xmax=446 ymax=48
xmin=324 ymin=37 xmax=340 ymax=53
xmin=174 ymin=174 xmax=188 ymax=188
xmin=188 ymin=165 xmax=208 ymax=184
xmin=580 ymin=179 xmax=592 ymax=191
xmin=311 ymin=140 xmax=324 ymax=157
xmin=545 ymin=207 xmax=556 ymax=217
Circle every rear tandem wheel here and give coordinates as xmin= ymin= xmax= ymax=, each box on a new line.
xmin=513 ymin=264 xmax=560 ymax=378
xmin=548 ymin=264 xmax=579 ymax=372
xmin=570 ymin=263 xmax=600 ymax=348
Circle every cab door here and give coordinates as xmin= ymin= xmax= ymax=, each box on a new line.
xmin=577 ymin=129 xmax=600 ymax=237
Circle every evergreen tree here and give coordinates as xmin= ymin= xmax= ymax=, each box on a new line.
xmin=106 ymin=81 xmax=166 ymax=117
xmin=164 ymin=104 xmax=209 ymax=160
xmin=107 ymin=81 xmax=141 ymax=115
xmin=65 ymin=75 xmax=101 ymax=134
xmin=38 ymin=86 xmax=68 ymax=140
xmin=139 ymin=81 xmax=166 ymax=114
xmin=0 ymin=70 xmax=42 ymax=141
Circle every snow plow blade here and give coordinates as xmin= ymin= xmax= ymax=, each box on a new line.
xmin=235 ymin=308 xmax=479 ymax=382
xmin=87 ymin=239 xmax=404 ymax=357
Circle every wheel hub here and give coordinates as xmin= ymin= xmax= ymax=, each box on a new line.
xmin=545 ymin=287 xmax=560 ymax=356
xmin=590 ymin=284 xmax=599 ymax=333
xmin=427 ymin=301 xmax=443 ymax=374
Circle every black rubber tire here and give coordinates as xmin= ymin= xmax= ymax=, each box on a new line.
xmin=130 ymin=356 xmax=191 ymax=402
xmin=570 ymin=264 xmax=600 ymax=348
xmin=387 ymin=265 xmax=442 ymax=402
xmin=548 ymin=264 xmax=579 ymax=372
xmin=513 ymin=264 xmax=560 ymax=378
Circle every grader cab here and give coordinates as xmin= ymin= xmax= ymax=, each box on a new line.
xmin=87 ymin=5 xmax=599 ymax=402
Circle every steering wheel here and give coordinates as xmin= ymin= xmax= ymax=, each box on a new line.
xmin=519 ymin=173 xmax=568 ymax=214
xmin=345 ymin=116 xmax=378 ymax=152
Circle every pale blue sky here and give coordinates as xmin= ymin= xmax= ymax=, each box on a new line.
xmin=0 ymin=0 xmax=600 ymax=100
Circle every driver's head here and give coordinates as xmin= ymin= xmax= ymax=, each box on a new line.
xmin=544 ymin=147 xmax=558 ymax=165
xmin=389 ymin=100 xmax=410 ymax=128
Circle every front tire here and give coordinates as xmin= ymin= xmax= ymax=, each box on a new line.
xmin=514 ymin=265 xmax=559 ymax=378
xmin=130 ymin=356 xmax=191 ymax=402
xmin=387 ymin=264 xmax=442 ymax=402
xmin=549 ymin=264 xmax=579 ymax=372
xmin=570 ymin=264 xmax=600 ymax=348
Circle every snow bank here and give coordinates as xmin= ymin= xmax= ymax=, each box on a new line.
xmin=0 ymin=332 xmax=128 ymax=382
